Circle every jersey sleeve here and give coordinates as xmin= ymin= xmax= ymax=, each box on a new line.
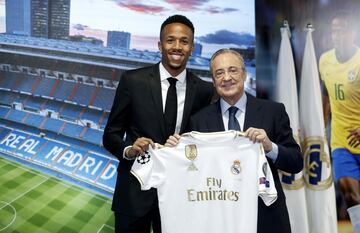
xmin=130 ymin=146 xmax=166 ymax=190
xmin=257 ymin=146 xmax=278 ymax=206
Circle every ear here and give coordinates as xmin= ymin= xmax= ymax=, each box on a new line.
xmin=242 ymin=71 xmax=247 ymax=83
xmin=190 ymin=42 xmax=194 ymax=55
xmin=212 ymin=77 xmax=216 ymax=87
xmin=158 ymin=41 xmax=162 ymax=53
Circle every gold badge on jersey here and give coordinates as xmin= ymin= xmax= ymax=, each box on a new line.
xmin=185 ymin=144 xmax=198 ymax=171
xmin=231 ymin=160 xmax=241 ymax=175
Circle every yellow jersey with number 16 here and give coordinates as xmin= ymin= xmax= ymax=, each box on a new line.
xmin=319 ymin=48 xmax=360 ymax=154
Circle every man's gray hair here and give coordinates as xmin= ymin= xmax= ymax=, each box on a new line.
xmin=209 ymin=49 xmax=246 ymax=74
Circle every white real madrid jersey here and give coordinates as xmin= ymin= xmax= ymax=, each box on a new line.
xmin=131 ymin=131 xmax=277 ymax=233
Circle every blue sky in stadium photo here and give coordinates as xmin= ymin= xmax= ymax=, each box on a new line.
xmin=0 ymin=0 xmax=254 ymax=57
xmin=70 ymin=0 xmax=254 ymax=36
xmin=69 ymin=0 xmax=254 ymax=55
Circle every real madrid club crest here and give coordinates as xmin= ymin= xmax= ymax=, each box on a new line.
xmin=231 ymin=160 xmax=241 ymax=175
xmin=185 ymin=144 xmax=198 ymax=171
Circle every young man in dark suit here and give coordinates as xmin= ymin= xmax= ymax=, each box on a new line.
xmin=167 ymin=49 xmax=303 ymax=233
xmin=103 ymin=15 xmax=213 ymax=233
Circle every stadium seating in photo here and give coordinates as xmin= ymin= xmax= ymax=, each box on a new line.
xmin=0 ymin=71 xmax=20 ymax=90
xmin=42 ymin=117 xmax=64 ymax=132
xmin=0 ymin=68 xmax=115 ymax=114
xmin=61 ymin=123 xmax=84 ymax=138
xmin=6 ymin=108 xmax=27 ymax=122
xmin=0 ymin=106 xmax=10 ymax=118
xmin=82 ymin=107 xmax=106 ymax=125
xmin=0 ymin=104 xmax=104 ymax=145
xmin=82 ymin=142 xmax=111 ymax=155
xmin=81 ymin=127 xmax=103 ymax=145
xmin=22 ymin=125 xmax=42 ymax=135
xmin=1 ymin=69 xmax=116 ymax=112
xmin=0 ymin=127 xmax=12 ymax=147
xmin=8 ymin=71 xmax=38 ymax=93
xmin=42 ymin=99 xmax=63 ymax=112
xmin=0 ymin=126 xmax=118 ymax=194
xmin=22 ymin=114 xmax=43 ymax=128
xmin=92 ymin=87 xmax=114 ymax=111
xmin=34 ymin=77 xmax=56 ymax=96
xmin=53 ymin=79 xmax=77 ymax=100
xmin=59 ymin=104 xmax=83 ymax=120
xmin=0 ymin=41 xmax=129 ymax=196
xmin=49 ymin=131 xmax=85 ymax=147
xmin=0 ymin=90 xmax=20 ymax=106
xmin=72 ymin=84 xmax=96 ymax=106
xmin=22 ymin=95 xmax=44 ymax=110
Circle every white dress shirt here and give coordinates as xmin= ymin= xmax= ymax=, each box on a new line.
xmin=124 ymin=63 xmax=187 ymax=159
xmin=219 ymin=94 xmax=278 ymax=162
xmin=159 ymin=62 xmax=186 ymax=134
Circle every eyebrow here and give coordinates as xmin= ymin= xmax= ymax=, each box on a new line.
xmin=215 ymin=66 xmax=240 ymax=70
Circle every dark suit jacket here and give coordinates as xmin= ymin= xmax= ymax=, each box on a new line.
xmin=189 ymin=93 xmax=303 ymax=233
xmin=103 ymin=63 xmax=213 ymax=216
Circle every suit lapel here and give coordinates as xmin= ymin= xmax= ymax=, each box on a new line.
xmin=206 ymin=101 xmax=225 ymax=132
xmin=148 ymin=64 xmax=166 ymax=137
xmin=243 ymin=93 xmax=262 ymax=130
xmin=180 ymin=72 xmax=196 ymax=132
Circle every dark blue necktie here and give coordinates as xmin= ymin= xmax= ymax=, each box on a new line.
xmin=164 ymin=77 xmax=178 ymax=137
xmin=228 ymin=106 xmax=241 ymax=131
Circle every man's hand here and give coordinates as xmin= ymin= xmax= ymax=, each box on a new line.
xmin=125 ymin=137 xmax=155 ymax=158
xmin=245 ymin=127 xmax=273 ymax=152
xmin=347 ymin=128 xmax=360 ymax=148
xmin=165 ymin=134 xmax=181 ymax=147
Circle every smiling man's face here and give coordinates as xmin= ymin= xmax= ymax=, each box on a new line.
xmin=158 ymin=22 xmax=194 ymax=77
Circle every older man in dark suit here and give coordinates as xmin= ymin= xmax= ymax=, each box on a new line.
xmin=167 ymin=48 xmax=303 ymax=233
xmin=103 ymin=15 xmax=213 ymax=233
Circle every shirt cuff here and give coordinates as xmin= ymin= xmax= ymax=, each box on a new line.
xmin=265 ymin=142 xmax=278 ymax=162
xmin=123 ymin=145 xmax=136 ymax=160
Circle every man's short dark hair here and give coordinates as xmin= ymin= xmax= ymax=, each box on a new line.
xmin=160 ymin=15 xmax=194 ymax=40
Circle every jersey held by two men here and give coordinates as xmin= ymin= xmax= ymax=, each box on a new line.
xmin=131 ymin=131 xmax=277 ymax=233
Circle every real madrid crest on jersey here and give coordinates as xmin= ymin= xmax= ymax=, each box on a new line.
xmin=185 ymin=144 xmax=198 ymax=171
xmin=231 ymin=160 xmax=241 ymax=175
xmin=348 ymin=69 xmax=358 ymax=82
xmin=137 ymin=151 xmax=151 ymax=164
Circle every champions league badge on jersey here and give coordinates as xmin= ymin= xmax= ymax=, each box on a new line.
xmin=137 ymin=151 xmax=151 ymax=164
xmin=231 ymin=160 xmax=241 ymax=175
xmin=348 ymin=69 xmax=358 ymax=82
xmin=185 ymin=144 xmax=198 ymax=171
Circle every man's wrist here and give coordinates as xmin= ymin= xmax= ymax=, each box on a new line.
xmin=265 ymin=143 xmax=278 ymax=162
xmin=123 ymin=146 xmax=136 ymax=160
